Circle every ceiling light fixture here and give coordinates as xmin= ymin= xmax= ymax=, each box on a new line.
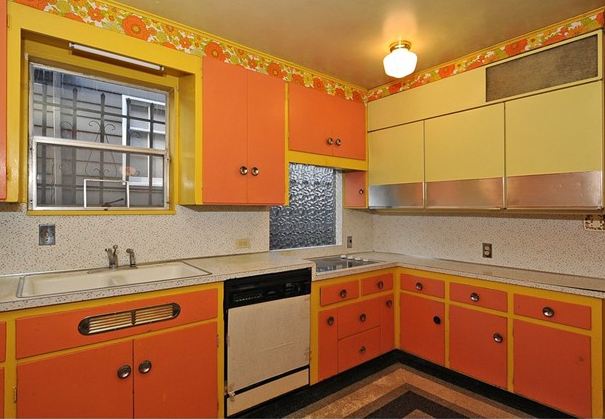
xmin=383 ymin=40 xmax=417 ymax=79
xmin=69 ymin=43 xmax=165 ymax=72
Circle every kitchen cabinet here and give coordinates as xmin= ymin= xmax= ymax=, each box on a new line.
xmin=17 ymin=323 xmax=217 ymax=418
xmin=367 ymin=122 xmax=424 ymax=208
xmin=317 ymin=309 xmax=338 ymax=381
xmin=0 ymin=0 xmax=6 ymax=201
xmin=505 ymin=81 xmax=603 ymax=209
xmin=449 ymin=306 xmax=507 ymax=389
xmin=289 ymin=83 xmax=365 ymax=160
xmin=424 ymin=104 xmax=504 ymax=208
xmin=343 ymin=171 xmax=366 ymax=208
xmin=399 ymin=293 xmax=445 ymax=365
xmin=379 ymin=295 xmax=395 ymax=353
xmin=202 ymin=57 xmax=285 ymax=205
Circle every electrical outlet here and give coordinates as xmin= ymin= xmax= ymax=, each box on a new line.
xmin=39 ymin=224 xmax=56 ymax=246
xmin=584 ymin=215 xmax=605 ymax=231
xmin=346 ymin=236 xmax=353 ymax=248
xmin=235 ymin=238 xmax=251 ymax=249
xmin=482 ymin=243 xmax=492 ymax=258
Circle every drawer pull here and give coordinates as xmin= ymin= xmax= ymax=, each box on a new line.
xmin=493 ymin=333 xmax=504 ymax=344
xmin=359 ymin=313 xmax=367 ymax=322
xmin=339 ymin=289 xmax=348 ymax=299
xmin=433 ymin=316 xmax=441 ymax=325
xmin=117 ymin=365 xmax=131 ymax=379
xmin=470 ymin=292 xmax=480 ymax=302
xmin=327 ymin=316 xmax=335 ymax=326
xmin=377 ymin=280 xmax=384 ymax=289
xmin=386 ymin=300 xmax=393 ymax=308
xmin=359 ymin=346 xmax=366 ymax=354
xmin=542 ymin=306 xmax=555 ymax=318
xmin=415 ymin=282 xmax=423 ymax=291
xmin=138 ymin=360 xmax=152 ymax=374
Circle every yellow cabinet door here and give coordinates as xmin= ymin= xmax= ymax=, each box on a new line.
xmin=368 ymin=122 xmax=424 ymax=208
xmin=424 ymin=104 xmax=504 ymax=208
xmin=506 ymin=81 xmax=603 ymax=209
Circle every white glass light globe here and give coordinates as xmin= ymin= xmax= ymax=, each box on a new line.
xmin=383 ymin=46 xmax=417 ymax=78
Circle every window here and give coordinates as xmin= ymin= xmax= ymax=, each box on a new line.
xmin=270 ymin=163 xmax=340 ymax=250
xmin=29 ymin=63 xmax=169 ymax=210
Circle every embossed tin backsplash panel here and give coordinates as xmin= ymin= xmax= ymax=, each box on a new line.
xmin=270 ymin=164 xmax=336 ymax=250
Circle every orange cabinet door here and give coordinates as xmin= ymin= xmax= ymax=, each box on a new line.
xmin=202 ymin=57 xmax=248 ymax=204
xmin=344 ymin=171 xmax=366 ymax=208
xmin=247 ymin=71 xmax=285 ymax=205
xmin=134 ymin=323 xmax=218 ymax=418
xmin=317 ymin=309 xmax=338 ymax=381
xmin=380 ymin=296 xmax=395 ymax=353
xmin=513 ymin=320 xmax=592 ymax=418
xmin=400 ymin=294 xmax=445 ymax=365
xmin=449 ymin=306 xmax=507 ymax=389
xmin=0 ymin=367 xmax=3 ymax=419
xmin=0 ymin=0 xmax=6 ymax=200
xmin=288 ymin=83 xmax=333 ymax=156
xmin=332 ymin=96 xmax=365 ymax=160
xmin=17 ymin=341 xmax=133 ymax=418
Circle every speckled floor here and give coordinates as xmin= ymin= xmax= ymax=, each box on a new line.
xmin=237 ymin=352 xmax=571 ymax=419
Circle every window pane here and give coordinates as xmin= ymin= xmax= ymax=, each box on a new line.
xmin=35 ymin=143 xmax=164 ymax=208
xmin=270 ymin=164 xmax=337 ymax=250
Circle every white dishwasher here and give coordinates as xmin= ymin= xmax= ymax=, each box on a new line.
xmin=224 ymin=269 xmax=311 ymax=416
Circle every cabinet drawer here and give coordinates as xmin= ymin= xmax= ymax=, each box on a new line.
xmin=514 ymin=294 xmax=591 ymax=330
xmin=361 ymin=273 xmax=393 ymax=295
xmin=337 ymin=298 xmax=381 ymax=339
xmin=337 ymin=327 xmax=381 ymax=373
xmin=401 ymin=274 xmax=444 ymax=298
xmin=450 ymin=283 xmax=507 ymax=312
xmin=16 ymin=289 xmax=218 ymax=359
xmin=320 ymin=280 xmax=359 ymax=306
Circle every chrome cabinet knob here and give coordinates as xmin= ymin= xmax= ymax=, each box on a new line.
xmin=493 ymin=333 xmax=504 ymax=343
xmin=339 ymin=289 xmax=347 ymax=298
xmin=117 ymin=365 xmax=132 ymax=379
xmin=239 ymin=166 xmax=248 ymax=175
xmin=377 ymin=280 xmax=384 ymax=289
xmin=327 ymin=316 xmax=335 ymax=326
xmin=335 ymin=138 xmax=342 ymax=146
xmin=415 ymin=282 xmax=423 ymax=291
xmin=138 ymin=360 xmax=152 ymax=374
xmin=251 ymin=167 xmax=260 ymax=176
xmin=386 ymin=300 xmax=393 ymax=308
xmin=359 ymin=346 xmax=366 ymax=354
xmin=326 ymin=137 xmax=334 ymax=145
xmin=470 ymin=292 xmax=480 ymax=302
xmin=359 ymin=313 xmax=367 ymax=322
xmin=358 ymin=189 xmax=364 ymax=195
xmin=542 ymin=306 xmax=555 ymax=318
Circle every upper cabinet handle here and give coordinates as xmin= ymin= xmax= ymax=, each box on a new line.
xmin=335 ymin=138 xmax=342 ymax=146
xmin=358 ymin=189 xmax=364 ymax=195
xmin=239 ymin=166 xmax=248 ymax=175
xmin=251 ymin=167 xmax=260 ymax=176
xmin=326 ymin=137 xmax=334 ymax=145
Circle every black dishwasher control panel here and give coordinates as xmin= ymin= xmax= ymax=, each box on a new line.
xmin=224 ymin=268 xmax=311 ymax=308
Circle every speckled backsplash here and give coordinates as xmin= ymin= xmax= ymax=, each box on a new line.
xmin=372 ymin=213 xmax=605 ymax=279
xmin=0 ymin=204 xmax=373 ymax=276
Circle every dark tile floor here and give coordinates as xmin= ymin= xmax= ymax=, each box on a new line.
xmin=235 ymin=351 xmax=571 ymax=418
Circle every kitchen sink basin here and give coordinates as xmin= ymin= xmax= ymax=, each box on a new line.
xmin=16 ymin=261 xmax=211 ymax=298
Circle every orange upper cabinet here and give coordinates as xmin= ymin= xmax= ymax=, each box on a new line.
xmin=202 ymin=57 xmax=285 ymax=205
xmin=0 ymin=0 xmax=6 ymax=200
xmin=289 ymin=83 xmax=365 ymax=160
xmin=344 ymin=171 xmax=366 ymax=208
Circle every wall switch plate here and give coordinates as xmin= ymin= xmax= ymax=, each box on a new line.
xmin=39 ymin=224 xmax=56 ymax=246
xmin=346 ymin=236 xmax=353 ymax=248
xmin=584 ymin=215 xmax=605 ymax=231
xmin=482 ymin=242 xmax=492 ymax=258
xmin=235 ymin=238 xmax=251 ymax=249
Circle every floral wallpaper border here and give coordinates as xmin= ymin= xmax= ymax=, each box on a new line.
xmin=367 ymin=8 xmax=605 ymax=102
xmin=13 ymin=1 xmax=605 ymax=104
xmin=14 ymin=0 xmax=366 ymax=102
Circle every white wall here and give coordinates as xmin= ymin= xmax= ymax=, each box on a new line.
xmin=372 ymin=213 xmax=605 ymax=278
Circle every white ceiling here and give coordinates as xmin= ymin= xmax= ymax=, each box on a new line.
xmin=119 ymin=0 xmax=605 ymax=88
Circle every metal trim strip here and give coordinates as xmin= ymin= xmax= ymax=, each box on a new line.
xmin=426 ymin=177 xmax=504 ymax=209
xmin=368 ymin=183 xmax=424 ymax=208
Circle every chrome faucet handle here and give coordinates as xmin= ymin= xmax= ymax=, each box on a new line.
xmin=126 ymin=248 xmax=136 ymax=268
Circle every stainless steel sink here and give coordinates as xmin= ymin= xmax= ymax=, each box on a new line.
xmin=308 ymin=255 xmax=381 ymax=273
xmin=16 ymin=261 xmax=211 ymax=298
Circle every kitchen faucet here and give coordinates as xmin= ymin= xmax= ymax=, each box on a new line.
xmin=126 ymin=248 xmax=137 ymax=268
xmin=105 ymin=244 xmax=119 ymax=269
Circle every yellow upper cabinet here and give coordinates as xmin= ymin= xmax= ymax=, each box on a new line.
xmin=425 ymin=104 xmax=504 ymax=182
xmin=367 ymin=69 xmax=486 ymax=131
xmin=505 ymin=81 xmax=603 ymax=177
xmin=368 ymin=122 xmax=424 ymax=186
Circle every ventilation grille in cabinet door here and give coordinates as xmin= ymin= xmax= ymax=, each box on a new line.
xmin=486 ymin=34 xmax=598 ymax=101
xmin=78 ymin=303 xmax=181 ymax=335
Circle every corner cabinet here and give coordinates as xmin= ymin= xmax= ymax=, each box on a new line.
xmin=343 ymin=171 xmax=366 ymax=208
xmin=0 ymin=0 xmax=7 ymax=201
xmin=202 ymin=57 xmax=285 ymax=205
xmin=289 ymin=83 xmax=366 ymax=160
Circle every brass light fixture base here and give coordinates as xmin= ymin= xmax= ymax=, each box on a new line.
xmin=389 ymin=40 xmax=412 ymax=52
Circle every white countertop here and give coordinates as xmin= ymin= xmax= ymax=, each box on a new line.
xmin=0 ymin=251 xmax=603 ymax=312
